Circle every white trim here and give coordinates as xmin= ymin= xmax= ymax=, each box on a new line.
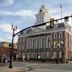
xmin=18 ymin=28 xmax=65 ymax=37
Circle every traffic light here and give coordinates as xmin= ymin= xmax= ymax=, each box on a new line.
xmin=50 ymin=18 xmax=54 ymax=28
xmin=64 ymin=16 xmax=69 ymax=22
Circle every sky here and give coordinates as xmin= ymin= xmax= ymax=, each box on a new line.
xmin=0 ymin=0 xmax=72 ymax=43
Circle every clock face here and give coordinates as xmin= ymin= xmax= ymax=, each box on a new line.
xmin=40 ymin=9 xmax=42 ymax=12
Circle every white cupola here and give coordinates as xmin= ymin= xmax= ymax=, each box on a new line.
xmin=35 ymin=5 xmax=50 ymax=25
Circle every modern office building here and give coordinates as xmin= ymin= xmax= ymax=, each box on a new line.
xmin=17 ymin=5 xmax=72 ymax=63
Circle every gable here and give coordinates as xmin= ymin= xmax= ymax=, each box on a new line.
xmin=29 ymin=27 xmax=45 ymax=34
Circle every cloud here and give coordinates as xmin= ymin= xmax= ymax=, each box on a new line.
xmin=0 ymin=10 xmax=36 ymax=18
xmin=0 ymin=23 xmax=12 ymax=33
xmin=0 ymin=0 xmax=14 ymax=8
xmin=0 ymin=11 xmax=12 ymax=15
xmin=0 ymin=33 xmax=18 ymax=43
xmin=0 ymin=23 xmax=20 ymax=33
xmin=49 ymin=9 xmax=59 ymax=14
xmin=13 ymin=10 xmax=36 ymax=18
xmin=3 ymin=33 xmax=18 ymax=43
xmin=0 ymin=33 xmax=12 ymax=42
xmin=49 ymin=7 xmax=72 ymax=19
xmin=0 ymin=23 xmax=20 ymax=43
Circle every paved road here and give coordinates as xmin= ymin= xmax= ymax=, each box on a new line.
xmin=12 ymin=61 xmax=72 ymax=72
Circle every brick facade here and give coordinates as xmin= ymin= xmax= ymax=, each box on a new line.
xmin=0 ymin=42 xmax=17 ymax=60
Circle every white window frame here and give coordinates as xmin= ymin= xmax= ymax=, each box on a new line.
xmin=53 ymin=32 xmax=57 ymax=39
xmin=52 ymin=51 xmax=57 ymax=58
xmin=53 ymin=41 xmax=57 ymax=48
xmin=59 ymin=32 xmax=63 ymax=39
xmin=58 ymin=41 xmax=63 ymax=48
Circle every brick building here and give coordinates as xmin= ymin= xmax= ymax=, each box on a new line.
xmin=17 ymin=5 xmax=72 ymax=63
xmin=0 ymin=42 xmax=17 ymax=61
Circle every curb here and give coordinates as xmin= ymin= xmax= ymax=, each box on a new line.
xmin=0 ymin=63 xmax=6 ymax=66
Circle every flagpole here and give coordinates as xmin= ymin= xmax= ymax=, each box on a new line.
xmin=60 ymin=5 xmax=62 ymax=19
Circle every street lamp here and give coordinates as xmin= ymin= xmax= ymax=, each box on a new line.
xmin=9 ymin=24 xmax=17 ymax=68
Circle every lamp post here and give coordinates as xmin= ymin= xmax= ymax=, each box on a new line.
xmin=9 ymin=24 xmax=17 ymax=68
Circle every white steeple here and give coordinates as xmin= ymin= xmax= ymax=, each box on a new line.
xmin=35 ymin=5 xmax=50 ymax=25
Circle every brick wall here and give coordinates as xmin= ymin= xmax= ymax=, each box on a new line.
xmin=65 ymin=31 xmax=72 ymax=59
xmin=0 ymin=47 xmax=17 ymax=60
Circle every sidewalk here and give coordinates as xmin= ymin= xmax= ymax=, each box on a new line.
xmin=0 ymin=63 xmax=7 ymax=66
xmin=0 ymin=65 xmax=28 ymax=72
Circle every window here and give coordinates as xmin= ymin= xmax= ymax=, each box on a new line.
xmin=42 ymin=38 xmax=44 ymax=48
xmin=33 ymin=38 xmax=34 ymax=48
xmin=47 ymin=35 xmax=50 ymax=48
xmin=37 ymin=37 xmax=39 ymax=48
xmin=52 ymin=51 xmax=57 ymax=58
xmin=40 ymin=52 xmax=46 ymax=59
xmin=23 ymin=38 xmax=25 ymax=42
xmin=53 ymin=33 xmax=57 ymax=39
xmin=38 ymin=37 xmax=41 ymax=48
xmin=27 ymin=38 xmax=30 ymax=49
xmin=58 ymin=41 xmax=63 ymax=48
xmin=18 ymin=46 xmax=20 ymax=50
xmin=48 ymin=35 xmax=50 ymax=42
xmin=48 ymin=42 xmax=50 ymax=48
xmin=33 ymin=38 xmax=36 ymax=49
xmin=21 ymin=37 xmax=23 ymax=42
xmin=18 ymin=38 xmax=20 ymax=42
xmin=40 ymin=9 xmax=42 ymax=12
xmin=18 ymin=44 xmax=22 ymax=50
xmin=47 ymin=52 xmax=50 ymax=58
xmin=59 ymin=51 xmax=62 ymax=58
xmin=53 ymin=41 xmax=57 ymax=48
xmin=20 ymin=45 xmax=22 ymax=50
xmin=59 ymin=32 xmax=63 ymax=39
xmin=68 ymin=33 xmax=69 ymax=40
xmin=20 ymin=37 xmax=23 ymax=42
xmin=22 ymin=45 xmax=24 ymax=50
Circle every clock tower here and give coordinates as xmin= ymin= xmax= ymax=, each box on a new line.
xmin=35 ymin=5 xmax=50 ymax=25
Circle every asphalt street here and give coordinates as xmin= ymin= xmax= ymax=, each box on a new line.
xmin=12 ymin=61 xmax=72 ymax=72
xmin=0 ymin=61 xmax=72 ymax=72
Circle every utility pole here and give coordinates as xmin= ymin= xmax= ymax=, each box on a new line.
xmin=9 ymin=24 xmax=17 ymax=68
